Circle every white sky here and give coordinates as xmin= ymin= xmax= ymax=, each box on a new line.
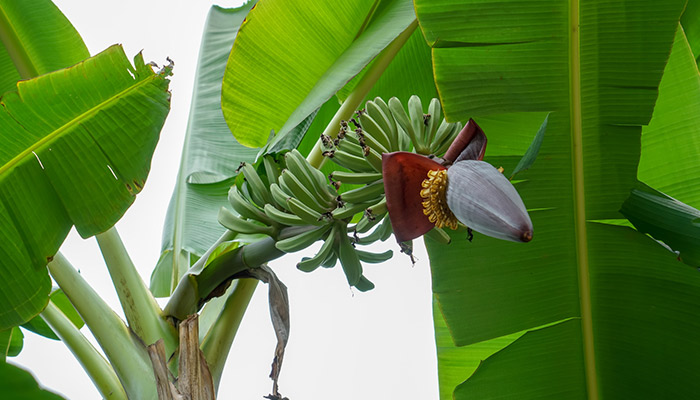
xmin=12 ymin=1 xmax=439 ymax=399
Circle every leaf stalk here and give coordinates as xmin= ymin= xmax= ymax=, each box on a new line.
xmin=200 ymin=278 xmax=259 ymax=389
xmin=306 ymin=18 xmax=419 ymax=168
xmin=40 ymin=301 xmax=127 ymax=400
xmin=48 ymin=253 xmax=158 ymax=400
xmin=95 ymin=227 xmax=178 ymax=353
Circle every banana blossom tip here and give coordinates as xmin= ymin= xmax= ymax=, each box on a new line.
xmin=381 ymin=119 xmax=533 ymax=243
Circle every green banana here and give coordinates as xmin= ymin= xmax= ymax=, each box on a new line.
xmin=366 ymin=100 xmax=397 ymax=150
xmin=356 ymin=214 xmax=393 ymax=245
xmin=366 ymin=197 xmax=387 ymax=217
xmin=335 ymin=135 xmax=366 ymax=158
xmin=425 ymin=98 xmax=442 ymax=145
xmin=327 ymin=149 xmax=376 ymax=173
xmin=378 ymin=215 xmax=394 ymax=242
xmin=372 ymin=97 xmax=399 ymax=150
xmin=388 ymin=97 xmax=419 ymax=152
xmin=264 ymin=203 xmax=306 ymax=226
xmin=354 ymin=212 xmax=384 ymax=234
xmin=297 ymin=223 xmax=338 ymax=272
xmin=360 ymin=129 xmax=390 ymax=155
xmin=228 ymin=186 xmax=273 ymax=225
xmin=356 ymin=248 xmax=393 ymax=264
xmin=363 ymin=146 xmax=383 ymax=172
xmin=262 ymin=155 xmax=281 ymax=186
xmin=338 ymin=180 xmax=384 ymax=204
xmin=398 ymin=124 xmax=412 ymax=151
xmin=287 ymin=197 xmax=328 ymax=226
xmin=321 ymin=248 xmax=338 ymax=268
xmin=270 ymin=183 xmax=291 ymax=209
xmin=239 ymin=162 xmax=271 ymax=207
xmin=285 ymin=149 xmax=336 ymax=204
xmin=408 ymin=95 xmax=426 ymax=152
xmin=354 ymin=275 xmax=375 ymax=292
xmin=358 ymin=112 xmax=391 ymax=152
xmin=275 ymin=224 xmax=332 ymax=253
xmin=218 ymin=207 xmax=275 ymax=236
xmin=424 ymin=226 xmax=452 ymax=244
xmin=284 ymin=150 xmax=316 ymax=194
xmin=329 ymin=171 xmax=383 ymax=185
xmin=432 ymin=119 xmax=456 ymax=154
xmin=279 ymin=169 xmax=328 ymax=213
xmin=331 ymin=201 xmax=370 ymax=220
xmin=434 ymin=122 xmax=463 ymax=156
xmin=337 ymin=224 xmax=362 ymax=286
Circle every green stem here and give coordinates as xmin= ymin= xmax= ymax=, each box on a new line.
xmin=48 ymin=253 xmax=158 ymax=400
xmin=306 ymin=18 xmax=419 ymax=168
xmin=164 ymin=225 xmax=314 ymax=320
xmin=95 ymin=227 xmax=178 ymax=354
xmin=200 ymin=278 xmax=258 ymax=389
xmin=40 ymin=301 xmax=127 ymax=400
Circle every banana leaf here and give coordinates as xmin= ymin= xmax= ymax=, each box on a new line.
xmin=0 ymin=0 xmax=89 ymax=93
xmin=416 ymin=1 xmax=700 ymax=398
xmin=638 ymin=27 xmax=700 ymax=209
xmin=221 ymin=0 xmax=416 ymax=148
xmin=0 ymin=362 xmax=66 ymax=400
xmin=151 ymin=4 xmax=257 ymax=297
xmin=0 ymin=45 xmax=171 ymax=329
xmin=336 ymin=26 xmax=438 ymax=106
xmin=681 ymin=1 xmax=700 ymax=61
xmin=1 ymin=327 xmax=23 ymax=358
xmin=620 ymin=184 xmax=700 ymax=267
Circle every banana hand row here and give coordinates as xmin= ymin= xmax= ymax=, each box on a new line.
xmin=219 ymin=150 xmax=394 ymax=291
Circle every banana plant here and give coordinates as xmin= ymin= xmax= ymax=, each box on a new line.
xmin=4 ymin=0 xmax=700 ymax=399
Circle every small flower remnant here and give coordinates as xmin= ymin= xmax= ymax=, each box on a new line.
xmin=382 ymin=119 xmax=533 ymax=243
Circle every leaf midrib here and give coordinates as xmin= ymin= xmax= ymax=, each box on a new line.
xmin=0 ymin=72 xmax=156 ymax=177
xmin=569 ymin=0 xmax=598 ymax=398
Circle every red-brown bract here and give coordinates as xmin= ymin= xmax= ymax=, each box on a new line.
xmin=381 ymin=119 xmax=533 ymax=243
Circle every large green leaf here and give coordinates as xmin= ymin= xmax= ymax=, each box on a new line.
xmin=1 ymin=326 xmax=23 ymax=358
xmin=0 ymin=362 xmax=66 ymax=400
xmin=416 ymin=1 xmax=698 ymax=398
xmin=620 ymin=185 xmax=700 ymax=267
xmin=151 ymin=4 xmax=257 ymax=297
xmin=222 ymin=0 xmax=416 ymax=148
xmin=681 ymin=1 xmax=700 ymax=61
xmin=0 ymin=45 xmax=171 ymax=329
xmin=336 ymin=26 xmax=438 ymax=106
xmin=432 ymin=298 xmax=524 ymax=400
xmin=638 ymin=27 xmax=700 ymax=209
xmin=0 ymin=0 xmax=89 ymax=93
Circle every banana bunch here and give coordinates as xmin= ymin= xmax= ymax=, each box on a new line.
xmin=217 ymin=96 xmax=465 ymax=290
xmin=387 ymin=95 xmax=463 ymax=156
xmin=218 ymin=150 xmax=394 ymax=291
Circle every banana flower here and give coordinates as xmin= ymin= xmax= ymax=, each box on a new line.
xmin=382 ymin=119 xmax=533 ymax=243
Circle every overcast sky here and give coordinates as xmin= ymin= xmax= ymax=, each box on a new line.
xmin=12 ymin=1 xmax=439 ymax=399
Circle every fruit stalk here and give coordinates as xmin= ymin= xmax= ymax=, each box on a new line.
xmin=306 ymin=19 xmax=419 ymax=168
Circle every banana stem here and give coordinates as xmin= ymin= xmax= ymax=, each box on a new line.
xmin=95 ymin=227 xmax=178 ymax=354
xmin=48 ymin=253 xmax=158 ymax=400
xmin=200 ymin=278 xmax=259 ymax=390
xmin=40 ymin=301 xmax=128 ymax=400
xmin=306 ymin=18 xmax=419 ymax=169
xmin=164 ymin=225 xmax=315 ymax=320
